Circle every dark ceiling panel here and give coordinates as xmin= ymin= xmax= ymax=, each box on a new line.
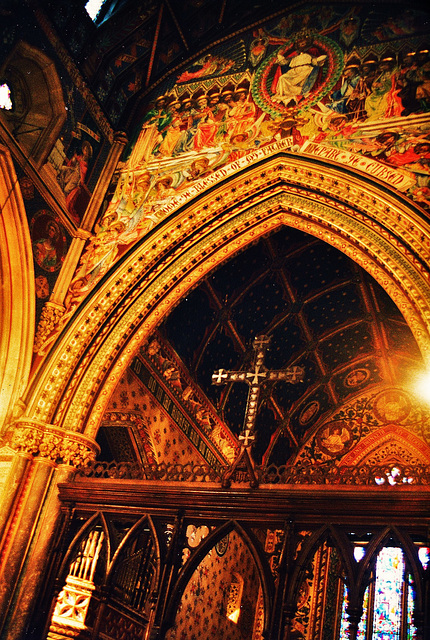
xmin=160 ymin=225 xmax=423 ymax=465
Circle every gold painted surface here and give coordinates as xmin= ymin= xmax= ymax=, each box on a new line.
xmin=0 ymin=146 xmax=35 ymax=434
xmin=22 ymin=157 xmax=430 ymax=440
xmin=10 ymin=419 xmax=99 ymax=467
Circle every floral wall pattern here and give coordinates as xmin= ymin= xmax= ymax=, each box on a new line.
xmin=166 ymin=530 xmax=261 ymax=640
xmin=101 ymin=366 xmax=206 ymax=467
xmin=293 ymin=386 xmax=430 ymax=469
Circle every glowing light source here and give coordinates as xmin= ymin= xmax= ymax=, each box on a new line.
xmin=354 ymin=546 xmax=366 ymax=562
xmin=374 ymin=466 xmax=413 ymax=485
xmin=0 ymin=83 xmax=12 ymax=110
xmin=413 ymin=370 xmax=430 ymax=404
xmin=85 ymin=0 xmax=105 ymax=20
xmin=418 ymin=547 xmax=430 ymax=570
xmin=227 ymin=608 xmax=240 ymax=623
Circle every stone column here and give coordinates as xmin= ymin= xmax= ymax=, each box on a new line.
xmin=0 ymin=456 xmax=55 ymax=636
xmin=0 ymin=451 xmax=31 ymax=544
xmin=0 ymin=419 xmax=99 ymax=640
xmin=345 ymin=607 xmax=363 ymax=640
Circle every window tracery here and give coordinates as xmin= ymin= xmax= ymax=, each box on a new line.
xmin=339 ymin=545 xmax=430 ymax=639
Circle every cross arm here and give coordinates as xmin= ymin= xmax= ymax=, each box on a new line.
xmin=266 ymin=366 xmax=305 ymax=383
xmin=212 ymin=369 xmax=247 ymax=385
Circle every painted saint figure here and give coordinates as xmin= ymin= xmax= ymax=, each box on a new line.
xmin=33 ymin=219 xmax=62 ymax=271
xmin=272 ymin=33 xmax=327 ymax=106
xmin=328 ymin=63 xmax=361 ymax=114
xmin=57 ymin=140 xmax=92 ymax=223
xmin=127 ymin=96 xmax=171 ymax=168
xmin=365 ymin=56 xmax=403 ymax=120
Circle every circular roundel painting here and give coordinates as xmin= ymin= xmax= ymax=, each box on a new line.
xmin=372 ymin=389 xmax=411 ymax=424
xmin=251 ymin=32 xmax=343 ymax=118
xmin=316 ymin=419 xmax=354 ymax=457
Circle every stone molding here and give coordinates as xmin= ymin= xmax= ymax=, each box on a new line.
xmin=25 ymin=155 xmax=430 ymax=435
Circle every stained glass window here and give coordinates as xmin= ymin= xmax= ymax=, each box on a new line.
xmin=339 ymin=585 xmax=368 ymax=639
xmin=373 ymin=547 xmax=403 ymax=638
xmin=407 ymin=577 xmax=417 ymax=640
xmin=338 ymin=546 xmax=428 ymax=639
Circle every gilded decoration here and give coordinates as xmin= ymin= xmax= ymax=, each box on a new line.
xmin=10 ymin=419 xmax=99 ymax=467
xmin=141 ymin=333 xmax=236 ymax=463
xmin=60 ymin=5 xmax=430 ymax=317
xmin=26 ymin=161 xmax=430 ymax=439
xmin=31 ymin=4 xmax=430 ymax=358
xmin=33 ymin=302 xmax=65 ymax=354
xmin=293 ymin=386 xmax=430 ymax=468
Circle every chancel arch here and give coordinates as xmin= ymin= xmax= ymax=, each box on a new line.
xmin=21 ymin=153 xmax=430 ymax=445
xmin=2 ymin=3 xmax=430 ymax=640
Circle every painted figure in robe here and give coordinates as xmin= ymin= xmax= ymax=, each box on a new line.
xmin=271 ymin=33 xmax=327 ymax=106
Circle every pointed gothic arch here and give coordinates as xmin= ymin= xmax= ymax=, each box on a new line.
xmin=161 ymin=519 xmax=273 ymax=638
xmin=341 ymin=423 xmax=430 ymax=468
xmin=48 ymin=512 xmax=161 ymax=638
xmin=0 ymin=144 xmax=35 ymax=433
xmin=21 ymin=153 xmax=430 ymax=447
xmin=55 ymin=511 xmax=106 ymax=586
xmin=339 ymin=526 xmax=429 ymax=638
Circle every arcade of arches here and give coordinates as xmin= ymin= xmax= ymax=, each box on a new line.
xmin=1 ymin=1 xmax=430 ymax=638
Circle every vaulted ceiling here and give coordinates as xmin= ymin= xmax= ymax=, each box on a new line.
xmin=98 ymin=224 xmax=423 ymax=469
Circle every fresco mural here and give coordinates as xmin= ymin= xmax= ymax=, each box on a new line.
xmin=55 ymin=139 xmax=93 ymax=224
xmin=292 ymin=386 xmax=430 ymax=469
xmin=31 ymin=212 xmax=66 ymax=273
xmin=63 ymin=4 xmax=430 ymax=310
xmin=47 ymin=103 xmax=104 ymax=225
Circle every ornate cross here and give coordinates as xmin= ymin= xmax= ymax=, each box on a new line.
xmin=212 ymin=335 xmax=304 ymax=445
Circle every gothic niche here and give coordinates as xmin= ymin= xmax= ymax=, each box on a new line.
xmin=0 ymin=41 xmax=66 ymax=167
xmin=48 ymin=516 xmax=158 ymax=640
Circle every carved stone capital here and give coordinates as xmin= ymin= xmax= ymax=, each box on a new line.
xmin=113 ymin=130 xmax=128 ymax=146
xmin=10 ymin=419 xmax=99 ymax=467
xmin=75 ymin=227 xmax=93 ymax=241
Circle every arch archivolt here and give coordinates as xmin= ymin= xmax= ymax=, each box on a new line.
xmin=0 ymin=145 xmax=35 ymax=433
xmin=23 ymin=154 xmax=430 ymax=443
